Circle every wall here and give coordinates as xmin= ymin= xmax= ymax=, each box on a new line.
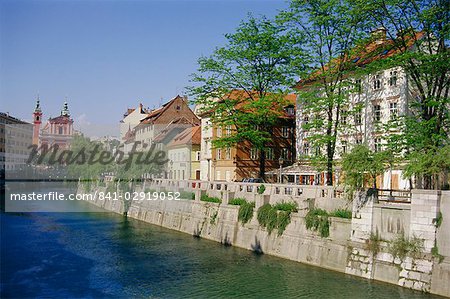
xmin=83 ymin=180 xmax=450 ymax=297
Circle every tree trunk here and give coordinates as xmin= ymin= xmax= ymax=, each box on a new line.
xmin=259 ymin=147 xmax=266 ymax=180
xmin=326 ymin=142 xmax=333 ymax=186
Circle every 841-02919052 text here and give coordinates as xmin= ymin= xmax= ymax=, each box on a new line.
xmin=96 ymin=191 xmax=181 ymax=201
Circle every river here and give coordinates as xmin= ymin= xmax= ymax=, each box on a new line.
xmin=0 ymin=196 xmax=441 ymax=298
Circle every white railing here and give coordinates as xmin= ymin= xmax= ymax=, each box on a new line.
xmin=143 ymin=178 xmax=346 ymax=200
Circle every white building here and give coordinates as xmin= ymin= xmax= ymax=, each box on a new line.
xmin=295 ymin=30 xmax=429 ymax=190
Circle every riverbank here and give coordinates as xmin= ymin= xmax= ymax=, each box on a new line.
xmin=3 ymin=205 xmax=442 ymax=298
xmin=82 ymin=179 xmax=450 ymax=297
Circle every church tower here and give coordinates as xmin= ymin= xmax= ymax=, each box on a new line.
xmin=32 ymin=97 xmax=42 ymax=145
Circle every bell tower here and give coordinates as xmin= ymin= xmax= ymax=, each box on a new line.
xmin=32 ymin=97 xmax=42 ymax=145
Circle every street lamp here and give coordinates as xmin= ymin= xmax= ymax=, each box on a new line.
xmin=278 ymin=156 xmax=284 ymax=184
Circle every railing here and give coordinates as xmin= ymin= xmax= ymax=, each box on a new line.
xmin=142 ymin=178 xmax=351 ymax=199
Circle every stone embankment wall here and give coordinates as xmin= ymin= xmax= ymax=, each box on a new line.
xmin=82 ymin=179 xmax=450 ymax=297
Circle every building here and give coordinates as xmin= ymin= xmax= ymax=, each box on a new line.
xmin=198 ymin=90 xmax=296 ymax=182
xmin=167 ymin=126 xmax=201 ymax=180
xmin=120 ymin=103 xmax=149 ymax=144
xmin=0 ymin=112 xmax=33 ymax=174
xmin=119 ymin=95 xmax=200 ymax=177
xmin=133 ymin=95 xmax=200 ymax=151
xmin=294 ymin=29 xmax=427 ymax=189
xmin=33 ymin=100 xmax=75 ymax=150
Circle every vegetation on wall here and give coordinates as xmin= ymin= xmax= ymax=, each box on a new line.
xmin=388 ymin=234 xmax=424 ymax=260
xmin=305 ymin=208 xmax=352 ymax=238
xmin=229 ymin=198 xmax=256 ymax=225
xmin=200 ymin=194 xmax=222 ymax=203
xmin=305 ymin=208 xmax=330 ymax=238
xmin=366 ymin=231 xmax=382 ymax=257
xmin=433 ymin=211 xmax=443 ymax=228
xmin=257 ymin=202 xmax=298 ymax=236
xmin=257 ymin=184 xmax=266 ymax=195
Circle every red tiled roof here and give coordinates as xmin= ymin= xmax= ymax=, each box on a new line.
xmin=167 ymin=126 xmax=201 ymax=148
xmin=295 ymin=31 xmax=426 ymax=88
xmin=199 ymin=90 xmax=296 ymax=118
xmin=48 ymin=115 xmax=73 ymax=124
xmin=139 ymin=95 xmax=186 ymax=125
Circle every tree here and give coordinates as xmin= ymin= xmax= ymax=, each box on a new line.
xmin=188 ymin=15 xmax=302 ymax=179
xmin=342 ymin=144 xmax=386 ymax=190
xmin=278 ymin=0 xmax=369 ymax=185
xmin=351 ymin=0 xmax=450 ymax=189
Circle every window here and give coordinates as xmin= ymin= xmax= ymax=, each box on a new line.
xmin=250 ymin=148 xmax=258 ymax=160
xmin=282 ymin=148 xmax=290 ymax=160
xmin=303 ymin=116 xmax=309 ymax=125
xmin=225 ymin=147 xmax=231 ymax=160
xmin=373 ymin=104 xmax=381 ymax=122
xmin=374 ymin=138 xmax=382 ymax=152
xmin=285 ymin=106 xmax=295 ymax=116
xmin=341 ymin=141 xmax=347 ymax=154
xmin=355 ymin=79 xmax=362 ymax=93
xmin=281 ymin=127 xmax=289 ymax=138
xmin=58 ymin=127 xmax=63 ymax=135
xmin=204 ymin=140 xmax=209 ymax=154
xmin=303 ymin=142 xmax=309 ymax=156
xmin=390 ymin=102 xmax=398 ymax=119
xmin=226 ymin=125 xmax=231 ymax=136
xmin=341 ymin=110 xmax=347 ymax=125
xmin=196 ymin=151 xmax=201 ymax=161
xmin=217 ymin=149 xmax=222 ymax=160
xmin=355 ymin=112 xmax=362 ymax=125
xmin=373 ymin=74 xmax=381 ymax=90
xmin=216 ymin=127 xmax=222 ymax=137
xmin=266 ymin=147 xmax=274 ymax=160
xmin=389 ymin=71 xmax=397 ymax=86
xmin=314 ymin=146 xmax=321 ymax=157
xmin=356 ymin=137 xmax=362 ymax=144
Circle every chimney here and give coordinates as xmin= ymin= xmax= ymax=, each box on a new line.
xmin=371 ymin=27 xmax=387 ymax=44
xmin=139 ymin=103 xmax=143 ymax=112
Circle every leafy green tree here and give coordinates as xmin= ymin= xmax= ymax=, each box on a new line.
xmin=188 ymin=15 xmax=302 ymax=179
xmin=67 ymin=135 xmax=113 ymax=184
xmin=342 ymin=145 xmax=387 ymax=190
xmin=351 ymin=0 xmax=450 ymax=189
xmin=278 ymin=0 xmax=369 ymax=185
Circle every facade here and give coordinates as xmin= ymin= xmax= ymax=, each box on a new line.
xmin=167 ymin=126 xmax=201 ymax=180
xmin=295 ymin=30 xmax=425 ymax=189
xmin=33 ymin=100 xmax=75 ymax=150
xmin=133 ymin=95 xmax=200 ymax=150
xmin=199 ymin=116 xmax=213 ymax=181
xmin=119 ymin=95 xmax=200 ymax=177
xmin=198 ymin=91 xmax=296 ymax=182
xmin=0 ymin=112 xmax=33 ymax=174
xmin=120 ymin=103 xmax=149 ymax=144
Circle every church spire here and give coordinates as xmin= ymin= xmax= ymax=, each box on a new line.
xmin=34 ymin=95 xmax=42 ymax=113
xmin=61 ymin=99 xmax=70 ymax=117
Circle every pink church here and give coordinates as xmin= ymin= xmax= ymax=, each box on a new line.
xmin=32 ymin=99 xmax=75 ymax=150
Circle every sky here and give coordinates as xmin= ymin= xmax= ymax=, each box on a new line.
xmin=0 ymin=0 xmax=289 ymax=134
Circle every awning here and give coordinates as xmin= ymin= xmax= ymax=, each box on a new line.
xmin=265 ymin=163 xmax=319 ymax=176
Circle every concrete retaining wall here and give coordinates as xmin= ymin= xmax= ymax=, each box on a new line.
xmin=82 ymin=182 xmax=450 ymax=298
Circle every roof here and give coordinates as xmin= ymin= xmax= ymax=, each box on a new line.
xmin=139 ymin=95 xmax=188 ymax=126
xmin=295 ymin=31 xmax=426 ymax=88
xmin=48 ymin=115 xmax=73 ymax=124
xmin=198 ymin=90 xmax=296 ymax=118
xmin=153 ymin=117 xmax=198 ymax=143
xmin=167 ymin=126 xmax=201 ymax=148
